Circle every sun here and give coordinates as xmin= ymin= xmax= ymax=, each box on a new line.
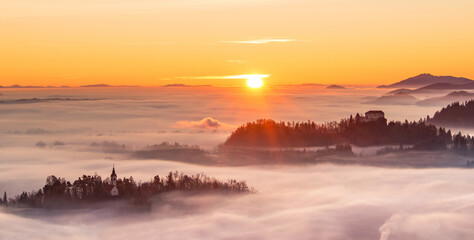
xmin=246 ymin=76 xmax=264 ymax=88
xmin=226 ymin=74 xmax=268 ymax=88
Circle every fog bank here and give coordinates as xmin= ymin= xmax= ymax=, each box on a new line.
xmin=2 ymin=87 xmax=474 ymax=239
xmin=2 ymin=163 xmax=474 ymax=240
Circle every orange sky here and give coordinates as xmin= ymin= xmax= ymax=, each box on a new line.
xmin=1 ymin=0 xmax=474 ymax=87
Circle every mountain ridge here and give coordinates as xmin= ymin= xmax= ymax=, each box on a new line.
xmin=377 ymin=73 xmax=474 ymax=89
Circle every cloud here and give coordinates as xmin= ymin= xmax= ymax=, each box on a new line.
xmin=2 ymin=84 xmax=474 ymax=239
xmin=221 ymin=38 xmax=298 ymax=44
xmin=2 ymin=163 xmax=474 ymax=240
xmin=379 ymin=213 xmax=474 ymax=240
xmin=90 ymin=141 xmax=127 ymax=153
xmin=25 ymin=128 xmax=51 ymax=135
xmin=175 ymin=117 xmax=232 ymax=130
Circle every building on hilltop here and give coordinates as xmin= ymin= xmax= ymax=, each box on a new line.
xmin=354 ymin=110 xmax=385 ymax=123
xmin=365 ymin=110 xmax=385 ymax=122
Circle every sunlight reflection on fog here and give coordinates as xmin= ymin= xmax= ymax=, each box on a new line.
xmin=1 ymin=86 xmax=474 ymax=239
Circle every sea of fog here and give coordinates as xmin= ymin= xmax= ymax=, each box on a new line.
xmin=0 ymin=86 xmax=452 ymax=150
xmin=1 ymin=86 xmax=474 ymax=240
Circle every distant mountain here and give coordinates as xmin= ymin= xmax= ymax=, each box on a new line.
xmin=0 ymin=98 xmax=98 ymax=104
xmin=163 ymin=84 xmax=188 ymax=87
xmin=162 ymin=84 xmax=212 ymax=87
xmin=80 ymin=84 xmax=112 ymax=88
xmin=447 ymin=91 xmax=474 ymax=97
xmin=385 ymin=88 xmax=413 ymax=95
xmin=0 ymin=84 xmax=137 ymax=88
xmin=417 ymin=91 xmax=474 ymax=106
xmin=326 ymin=85 xmax=346 ymax=89
xmin=80 ymin=84 xmax=138 ymax=88
xmin=0 ymin=84 xmax=43 ymax=88
xmin=415 ymin=83 xmax=461 ymax=91
xmin=377 ymin=73 xmax=474 ymax=89
xmin=427 ymin=100 xmax=474 ymax=128
xmin=413 ymin=82 xmax=474 ymax=92
xmin=0 ymin=85 xmax=70 ymax=89
xmin=386 ymin=82 xmax=474 ymax=95
xmin=365 ymin=93 xmax=418 ymax=105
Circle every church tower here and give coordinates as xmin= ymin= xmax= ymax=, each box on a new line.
xmin=111 ymin=166 xmax=117 ymax=185
xmin=110 ymin=166 xmax=119 ymax=196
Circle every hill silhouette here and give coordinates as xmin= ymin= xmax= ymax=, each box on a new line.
xmin=80 ymin=84 xmax=112 ymax=87
xmin=385 ymin=88 xmax=413 ymax=95
xmin=377 ymin=73 xmax=473 ymax=89
xmin=365 ymin=93 xmax=418 ymax=105
xmin=427 ymin=100 xmax=474 ymax=127
xmin=0 ymin=85 xmax=70 ymax=88
xmin=416 ymin=91 xmax=474 ymax=106
xmin=412 ymin=82 xmax=474 ymax=92
xmin=326 ymin=85 xmax=346 ymax=89
xmin=224 ymin=117 xmax=451 ymax=149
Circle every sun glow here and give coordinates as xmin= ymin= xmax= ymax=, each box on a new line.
xmin=247 ymin=76 xmax=264 ymax=88
xmin=195 ymin=74 xmax=268 ymax=88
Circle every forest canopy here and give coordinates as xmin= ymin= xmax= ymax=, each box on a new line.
xmin=2 ymin=171 xmax=252 ymax=209
xmin=427 ymin=100 xmax=474 ymax=127
xmin=224 ymin=116 xmax=452 ymax=149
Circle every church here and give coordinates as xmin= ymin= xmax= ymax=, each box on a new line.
xmin=108 ymin=166 xmax=119 ymax=197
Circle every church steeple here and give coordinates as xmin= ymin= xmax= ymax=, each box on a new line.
xmin=111 ymin=165 xmax=117 ymax=178
xmin=110 ymin=165 xmax=117 ymax=186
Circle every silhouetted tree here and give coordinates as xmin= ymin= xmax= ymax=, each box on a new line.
xmin=2 ymin=191 xmax=7 ymax=206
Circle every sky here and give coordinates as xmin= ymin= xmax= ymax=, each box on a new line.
xmin=1 ymin=0 xmax=474 ymax=86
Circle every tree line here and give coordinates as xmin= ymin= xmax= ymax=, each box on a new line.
xmin=1 ymin=171 xmax=252 ymax=209
xmin=224 ymin=116 xmax=457 ymax=150
xmin=427 ymin=100 xmax=474 ymax=127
